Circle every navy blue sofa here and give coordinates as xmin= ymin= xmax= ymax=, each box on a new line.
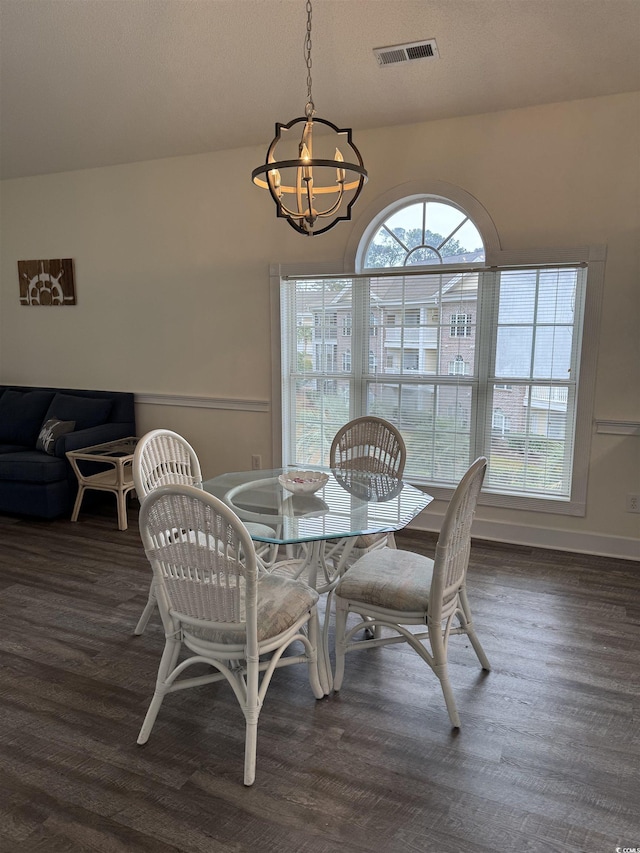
xmin=0 ymin=385 xmax=136 ymax=519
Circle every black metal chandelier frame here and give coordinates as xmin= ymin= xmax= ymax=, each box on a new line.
xmin=251 ymin=0 xmax=368 ymax=236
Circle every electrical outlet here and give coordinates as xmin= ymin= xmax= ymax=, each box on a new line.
xmin=251 ymin=454 xmax=262 ymax=470
xmin=626 ymin=493 xmax=640 ymax=513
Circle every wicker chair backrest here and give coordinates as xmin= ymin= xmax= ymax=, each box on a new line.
xmin=430 ymin=457 xmax=487 ymax=622
xmin=330 ymin=416 xmax=406 ymax=478
xmin=134 ymin=429 xmax=202 ymax=499
xmin=139 ymin=485 xmax=259 ymax=642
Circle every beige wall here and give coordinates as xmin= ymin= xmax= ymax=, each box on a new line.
xmin=1 ymin=92 xmax=638 ymax=557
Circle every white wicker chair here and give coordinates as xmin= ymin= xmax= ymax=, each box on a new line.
xmin=132 ymin=429 xmax=276 ymax=634
xmin=132 ymin=429 xmax=204 ymax=635
xmin=327 ymin=416 xmax=407 ymax=565
xmin=137 ymin=484 xmax=324 ymax=786
xmin=333 ymin=457 xmax=491 ymax=729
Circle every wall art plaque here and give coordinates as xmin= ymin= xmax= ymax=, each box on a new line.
xmin=18 ymin=258 xmax=76 ymax=306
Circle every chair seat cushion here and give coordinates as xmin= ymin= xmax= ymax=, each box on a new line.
xmin=352 ymin=532 xmax=387 ymax=549
xmin=184 ymin=574 xmax=319 ymax=645
xmin=244 ymin=522 xmax=277 ymax=540
xmin=336 ymin=548 xmax=434 ymax=612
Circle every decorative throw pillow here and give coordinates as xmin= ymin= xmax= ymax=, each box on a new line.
xmin=0 ymin=389 xmax=55 ymax=445
xmin=42 ymin=393 xmax=113 ymax=431
xmin=36 ymin=418 xmax=75 ymax=455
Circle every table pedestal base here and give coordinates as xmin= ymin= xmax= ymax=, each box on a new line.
xmin=267 ymin=538 xmax=358 ymax=695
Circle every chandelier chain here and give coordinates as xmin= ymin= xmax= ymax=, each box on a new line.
xmin=304 ymin=0 xmax=314 ymax=117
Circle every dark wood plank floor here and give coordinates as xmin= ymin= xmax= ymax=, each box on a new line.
xmin=0 ymin=501 xmax=638 ymax=853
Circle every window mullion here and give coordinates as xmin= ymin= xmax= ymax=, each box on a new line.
xmin=352 ymin=276 xmax=368 ymax=418
xmin=531 ymin=269 xmax=541 ymax=381
xmin=474 ymin=269 xmax=496 ymax=461
xmin=280 ymin=280 xmax=296 ymax=466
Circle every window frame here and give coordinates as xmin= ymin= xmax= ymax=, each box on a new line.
xmin=271 ymin=190 xmax=605 ymax=517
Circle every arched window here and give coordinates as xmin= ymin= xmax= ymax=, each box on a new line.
xmin=363 ymin=199 xmax=484 ymax=269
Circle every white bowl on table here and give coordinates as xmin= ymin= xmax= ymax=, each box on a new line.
xmin=278 ymin=471 xmax=329 ymax=495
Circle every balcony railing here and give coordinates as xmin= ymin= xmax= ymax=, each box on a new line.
xmin=530 ymin=386 xmax=568 ymax=403
xmin=383 ymin=327 xmax=438 ymax=346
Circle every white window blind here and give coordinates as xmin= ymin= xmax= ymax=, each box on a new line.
xmin=281 ymin=263 xmax=587 ymax=503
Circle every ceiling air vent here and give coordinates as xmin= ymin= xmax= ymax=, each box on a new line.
xmin=374 ymin=39 xmax=439 ymax=67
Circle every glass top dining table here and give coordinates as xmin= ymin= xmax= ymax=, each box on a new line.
xmin=202 ymin=467 xmax=433 ymax=546
xmin=203 ymin=467 xmax=433 ymax=695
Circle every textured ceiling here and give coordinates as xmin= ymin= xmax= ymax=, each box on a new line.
xmin=1 ymin=0 xmax=639 ymax=180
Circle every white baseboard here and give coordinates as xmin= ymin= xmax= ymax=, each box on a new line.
xmin=407 ymin=515 xmax=640 ymax=562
